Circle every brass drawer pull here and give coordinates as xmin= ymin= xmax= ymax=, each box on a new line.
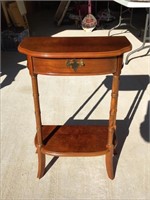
xmin=66 ymin=59 xmax=85 ymax=72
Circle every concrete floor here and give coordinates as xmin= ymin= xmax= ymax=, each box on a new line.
xmin=1 ymin=4 xmax=150 ymax=200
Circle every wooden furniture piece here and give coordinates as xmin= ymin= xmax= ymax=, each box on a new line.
xmin=18 ymin=36 xmax=131 ymax=180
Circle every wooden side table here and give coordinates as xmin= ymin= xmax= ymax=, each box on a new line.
xmin=18 ymin=36 xmax=132 ymax=180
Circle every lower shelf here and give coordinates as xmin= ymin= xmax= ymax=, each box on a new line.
xmin=35 ymin=125 xmax=109 ymax=156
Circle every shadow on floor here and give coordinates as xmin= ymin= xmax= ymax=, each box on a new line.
xmin=1 ymin=52 xmax=26 ymax=89
xmin=44 ymin=74 xmax=149 ymax=177
xmin=140 ymin=100 xmax=150 ymax=143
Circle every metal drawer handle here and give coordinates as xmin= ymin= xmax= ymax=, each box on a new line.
xmin=66 ymin=59 xmax=85 ymax=72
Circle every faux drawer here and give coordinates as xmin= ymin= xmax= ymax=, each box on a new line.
xmin=32 ymin=57 xmax=117 ymax=75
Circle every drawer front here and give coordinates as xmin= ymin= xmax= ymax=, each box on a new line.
xmin=32 ymin=57 xmax=117 ymax=75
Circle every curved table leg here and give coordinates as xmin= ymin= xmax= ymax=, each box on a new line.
xmin=108 ymin=6 xmax=123 ymax=36
xmin=105 ymin=146 xmax=114 ymax=180
xmin=37 ymin=148 xmax=46 ymax=179
xmin=125 ymin=9 xmax=150 ymax=64
xmin=108 ymin=16 xmax=122 ymax=36
xmin=108 ymin=6 xmax=135 ymax=36
xmin=125 ymin=44 xmax=150 ymax=64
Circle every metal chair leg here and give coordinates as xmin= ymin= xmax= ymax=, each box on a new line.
xmin=125 ymin=9 xmax=150 ymax=64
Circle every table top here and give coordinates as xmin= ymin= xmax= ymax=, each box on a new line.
xmin=114 ymin=0 xmax=150 ymax=8
xmin=18 ymin=36 xmax=132 ymax=58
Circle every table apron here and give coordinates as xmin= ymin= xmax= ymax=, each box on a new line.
xmin=32 ymin=57 xmax=118 ymax=75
